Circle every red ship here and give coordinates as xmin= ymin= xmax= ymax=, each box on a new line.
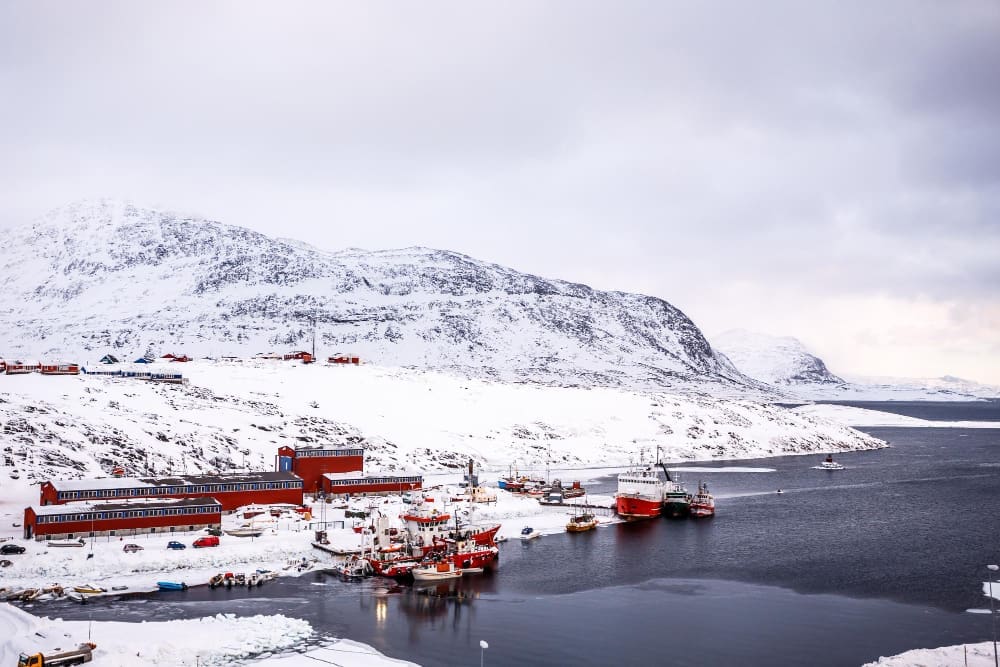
xmin=615 ymin=466 xmax=668 ymax=520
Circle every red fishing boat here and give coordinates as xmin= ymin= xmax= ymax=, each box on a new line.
xmin=689 ymin=481 xmax=716 ymax=518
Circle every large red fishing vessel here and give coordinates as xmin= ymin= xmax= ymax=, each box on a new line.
xmin=615 ymin=466 xmax=668 ymax=520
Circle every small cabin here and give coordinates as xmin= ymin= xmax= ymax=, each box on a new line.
xmin=328 ymin=353 xmax=361 ymax=365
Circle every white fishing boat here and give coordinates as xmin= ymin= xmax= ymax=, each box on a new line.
xmin=813 ymin=454 xmax=845 ymax=470
xmin=411 ymin=561 xmax=462 ymax=582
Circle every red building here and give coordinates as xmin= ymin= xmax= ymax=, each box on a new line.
xmin=5 ymin=361 xmax=40 ymax=375
xmin=276 ymin=445 xmax=365 ymax=493
xmin=322 ymin=472 xmax=423 ymax=496
xmin=23 ymin=497 xmax=222 ymax=540
xmin=39 ymin=471 xmax=303 ymax=512
xmin=40 ymin=363 xmax=80 ymax=375
xmin=328 ymin=354 xmax=360 ymax=365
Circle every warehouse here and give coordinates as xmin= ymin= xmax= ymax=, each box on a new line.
xmin=322 ymin=472 xmax=423 ymax=496
xmin=39 ymin=471 xmax=304 ymax=511
xmin=23 ymin=497 xmax=223 ymax=540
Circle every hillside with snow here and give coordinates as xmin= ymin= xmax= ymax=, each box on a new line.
xmin=712 ymin=329 xmax=844 ymax=386
xmin=0 ymin=361 xmax=885 ymax=492
xmin=0 ymin=200 xmax=763 ymax=394
xmin=712 ymin=330 xmax=999 ymax=401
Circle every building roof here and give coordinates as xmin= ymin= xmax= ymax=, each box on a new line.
xmin=30 ymin=496 xmax=222 ymax=516
xmin=323 ymin=471 xmax=422 ymax=481
xmin=46 ymin=471 xmax=303 ymax=492
xmin=292 ymin=444 xmax=365 ymax=453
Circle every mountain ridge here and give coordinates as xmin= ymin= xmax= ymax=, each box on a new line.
xmin=0 ymin=200 xmax=764 ymax=394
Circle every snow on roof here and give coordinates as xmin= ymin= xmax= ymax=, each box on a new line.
xmin=322 ymin=470 xmax=422 ymax=481
xmin=31 ymin=496 xmax=221 ymax=515
xmin=47 ymin=471 xmax=302 ymax=491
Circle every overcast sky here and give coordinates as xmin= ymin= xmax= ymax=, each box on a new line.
xmin=2 ymin=1 xmax=998 ymax=383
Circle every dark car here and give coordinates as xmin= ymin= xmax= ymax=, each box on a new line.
xmin=166 ymin=541 xmax=186 ymax=550
xmin=0 ymin=543 xmax=26 ymax=555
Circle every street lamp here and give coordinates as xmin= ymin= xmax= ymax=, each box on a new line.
xmin=479 ymin=640 xmax=488 ymax=667
xmin=989 ymin=564 xmax=999 ymax=667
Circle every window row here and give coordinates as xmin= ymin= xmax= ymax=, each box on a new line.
xmin=36 ymin=506 xmax=220 ymax=523
xmin=57 ymin=481 xmax=302 ymax=499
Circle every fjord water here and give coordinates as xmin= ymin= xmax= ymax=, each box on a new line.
xmin=43 ymin=403 xmax=1000 ymax=666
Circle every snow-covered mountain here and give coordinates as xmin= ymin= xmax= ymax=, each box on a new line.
xmin=712 ymin=330 xmax=1000 ymax=401
xmin=712 ymin=329 xmax=844 ymax=386
xmin=0 ymin=200 xmax=756 ymax=393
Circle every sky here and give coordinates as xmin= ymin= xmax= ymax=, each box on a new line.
xmin=1 ymin=1 xmax=999 ymax=384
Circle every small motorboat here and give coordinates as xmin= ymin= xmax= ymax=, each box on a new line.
xmin=47 ymin=538 xmax=86 ymax=548
xmin=495 ymin=534 xmax=508 ymax=543
xmin=65 ymin=590 xmax=85 ymax=603
xmin=73 ymin=584 xmax=105 ymax=594
xmin=566 ymin=512 xmax=598 ymax=533
xmin=209 ymin=573 xmax=226 ymax=588
xmin=813 ymin=454 xmax=845 ymax=470
xmin=156 ymin=581 xmax=188 ymax=591
xmin=520 ymin=526 xmax=540 ymax=541
xmin=111 ymin=585 xmax=129 ymax=591
xmin=224 ymin=527 xmax=264 ymax=538
xmin=776 ymin=489 xmax=783 ymax=495
xmin=411 ymin=561 xmax=462 ymax=582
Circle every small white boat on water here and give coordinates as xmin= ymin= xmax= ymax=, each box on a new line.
xmin=411 ymin=561 xmax=462 ymax=582
xmin=520 ymin=526 xmax=540 ymax=541
xmin=813 ymin=454 xmax=845 ymax=470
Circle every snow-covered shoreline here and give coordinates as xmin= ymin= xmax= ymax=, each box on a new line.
xmin=792 ymin=404 xmax=1000 ymax=429
xmin=0 ymin=602 xmax=417 ymax=666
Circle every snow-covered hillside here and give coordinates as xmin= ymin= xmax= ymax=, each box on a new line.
xmin=0 ymin=361 xmax=884 ymax=490
xmin=712 ymin=330 xmax=1000 ymax=401
xmin=712 ymin=329 xmax=843 ymax=386
xmin=0 ymin=200 xmax=758 ymax=393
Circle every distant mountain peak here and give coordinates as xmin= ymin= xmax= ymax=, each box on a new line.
xmin=711 ymin=329 xmax=845 ymax=386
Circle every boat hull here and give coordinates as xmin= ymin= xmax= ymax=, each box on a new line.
xmin=690 ymin=503 xmax=715 ymax=518
xmin=615 ymin=495 xmax=662 ymax=520
xmin=156 ymin=582 xmax=188 ymax=591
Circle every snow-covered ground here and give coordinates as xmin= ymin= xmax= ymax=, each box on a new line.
xmin=0 ymin=602 xmax=416 ymax=666
xmin=862 ymin=642 xmax=999 ymax=666
xmin=792 ymin=404 xmax=1000 ymax=429
xmin=0 ymin=360 xmax=885 ymax=492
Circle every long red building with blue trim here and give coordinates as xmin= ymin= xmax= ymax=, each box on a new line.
xmin=39 ymin=471 xmax=303 ymax=512
xmin=23 ymin=497 xmax=223 ymax=540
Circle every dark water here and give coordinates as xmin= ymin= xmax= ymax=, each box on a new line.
xmin=820 ymin=399 xmax=1000 ymax=422
xmin=36 ymin=407 xmax=1000 ymax=666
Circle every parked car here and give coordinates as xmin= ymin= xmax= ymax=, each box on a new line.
xmin=0 ymin=543 xmax=26 ymax=555
xmin=204 ymin=527 xmax=223 ymax=537
xmin=122 ymin=543 xmax=144 ymax=553
xmin=166 ymin=541 xmax=186 ymax=550
xmin=192 ymin=536 xmax=219 ymax=548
